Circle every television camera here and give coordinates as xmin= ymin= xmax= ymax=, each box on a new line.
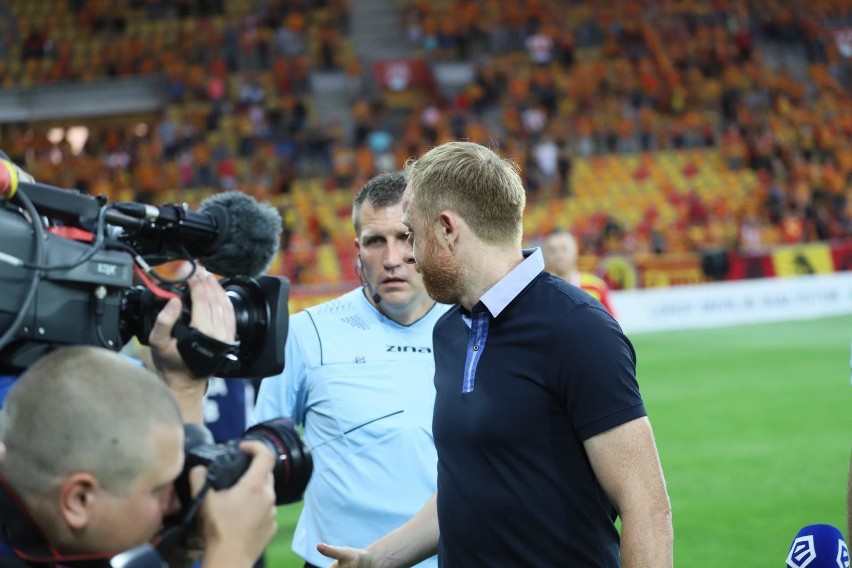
xmin=0 ymin=156 xmax=289 ymax=378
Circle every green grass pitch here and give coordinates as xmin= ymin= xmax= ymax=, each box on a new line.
xmin=265 ymin=315 xmax=852 ymax=567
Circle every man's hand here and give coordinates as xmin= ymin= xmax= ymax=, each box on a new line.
xmin=191 ymin=440 xmax=278 ymax=568
xmin=149 ymin=270 xmax=236 ymax=422
xmin=318 ymin=492 xmax=439 ymax=568
xmin=316 ymin=543 xmax=376 ymax=568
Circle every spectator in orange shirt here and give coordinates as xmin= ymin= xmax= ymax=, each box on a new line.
xmin=542 ymin=229 xmax=617 ymax=317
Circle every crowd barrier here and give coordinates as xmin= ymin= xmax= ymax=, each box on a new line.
xmin=612 ymin=271 xmax=852 ymax=334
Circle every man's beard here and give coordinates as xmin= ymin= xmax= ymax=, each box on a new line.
xmin=418 ymin=234 xmax=464 ymax=305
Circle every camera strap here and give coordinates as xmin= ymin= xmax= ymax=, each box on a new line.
xmin=172 ymin=321 xmax=241 ymax=378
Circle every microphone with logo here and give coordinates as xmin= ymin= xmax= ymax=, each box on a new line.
xmin=0 ymin=156 xmax=35 ymax=200
xmin=786 ymin=524 xmax=850 ymax=568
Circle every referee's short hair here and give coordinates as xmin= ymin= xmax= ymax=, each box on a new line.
xmin=352 ymin=171 xmax=408 ymax=234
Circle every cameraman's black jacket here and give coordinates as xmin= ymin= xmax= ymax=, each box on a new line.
xmin=0 ymin=477 xmax=112 ymax=568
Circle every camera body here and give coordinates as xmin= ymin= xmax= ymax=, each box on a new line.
xmin=155 ymin=418 xmax=312 ymax=558
xmin=160 ymin=417 xmax=313 ymax=557
xmin=181 ymin=417 xmax=312 ymax=505
xmin=0 ymin=205 xmax=133 ymax=370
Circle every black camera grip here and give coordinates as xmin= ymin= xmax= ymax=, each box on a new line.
xmin=172 ymin=321 xmax=241 ymax=378
xmin=205 ymin=445 xmax=252 ymax=491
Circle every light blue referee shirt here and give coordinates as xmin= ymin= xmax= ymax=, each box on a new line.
xmin=255 ymin=288 xmax=448 ymax=567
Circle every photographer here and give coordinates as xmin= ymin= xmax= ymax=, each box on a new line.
xmin=0 ymin=271 xmax=277 ymax=568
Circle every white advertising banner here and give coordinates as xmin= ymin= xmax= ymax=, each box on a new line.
xmin=612 ymin=272 xmax=852 ymax=334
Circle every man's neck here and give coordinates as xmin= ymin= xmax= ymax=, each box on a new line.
xmin=459 ymin=245 xmax=524 ymax=311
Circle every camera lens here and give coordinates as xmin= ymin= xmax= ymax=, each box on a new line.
xmin=222 ymin=278 xmax=268 ymax=353
xmin=243 ymin=417 xmax=313 ymax=505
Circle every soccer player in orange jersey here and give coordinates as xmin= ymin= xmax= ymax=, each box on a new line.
xmin=542 ymin=229 xmax=617 ymax=317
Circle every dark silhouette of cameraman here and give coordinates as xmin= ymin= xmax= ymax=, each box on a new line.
xmin=0 ymin=271 xmax=277 ymax=568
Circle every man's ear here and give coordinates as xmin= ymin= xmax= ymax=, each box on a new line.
xmin=438 ymin=211 xmax=461 ymax=249
xmin=58 ymin=472 xmax=98 ymax=531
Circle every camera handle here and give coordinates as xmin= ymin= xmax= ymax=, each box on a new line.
xmin=172 ymin=321 xmax=241 ymax=378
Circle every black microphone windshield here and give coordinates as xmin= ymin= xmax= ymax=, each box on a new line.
xmin=197 ymin=191 xmax=282 ymax=278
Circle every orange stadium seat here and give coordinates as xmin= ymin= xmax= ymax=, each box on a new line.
xmin=4 ymin=0 xmax=852 ymax=285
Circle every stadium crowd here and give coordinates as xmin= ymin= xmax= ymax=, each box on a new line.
xmin=1 ymin=0 xmax=851 ymax=285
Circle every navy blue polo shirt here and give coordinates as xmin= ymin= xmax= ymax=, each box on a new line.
xmin=432 ymin=249 xmax=645 ymax=567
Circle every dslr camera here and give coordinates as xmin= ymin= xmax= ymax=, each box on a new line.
xmin=156 ymin=417 xmax=313 ymax=557
xmin=182 ymin=417 xmax=313 ymax=505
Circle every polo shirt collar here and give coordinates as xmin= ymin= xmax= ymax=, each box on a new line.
xmin=476 ymin=248 xmax=544 ymax=318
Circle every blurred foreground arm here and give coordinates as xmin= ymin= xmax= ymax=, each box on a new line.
xmin=149 ymin=270 xmax=236 ymax=423
xmin=585 ymin=417 xmax=673 ymax=568
xmin=317 ymin=493 xmax=439 ymax=568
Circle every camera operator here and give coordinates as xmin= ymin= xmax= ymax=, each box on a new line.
xmin=0 ymin=271 xmax=277 ymax=568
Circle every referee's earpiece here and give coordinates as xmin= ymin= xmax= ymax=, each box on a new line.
xmin=357 ymin=254 xmax=382 ymax=305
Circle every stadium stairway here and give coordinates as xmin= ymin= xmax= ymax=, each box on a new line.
xmin=349 ymin=0 xmax=412 ymax=61
xmin=307 ymin=0 xmax=413 ymax=153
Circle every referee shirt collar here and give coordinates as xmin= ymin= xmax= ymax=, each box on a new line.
xmin=473 ymin=248 xmax=544 ymax=318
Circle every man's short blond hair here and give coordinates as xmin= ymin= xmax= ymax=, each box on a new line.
xmin=404 ymin=141 xmax=526 ymax=246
